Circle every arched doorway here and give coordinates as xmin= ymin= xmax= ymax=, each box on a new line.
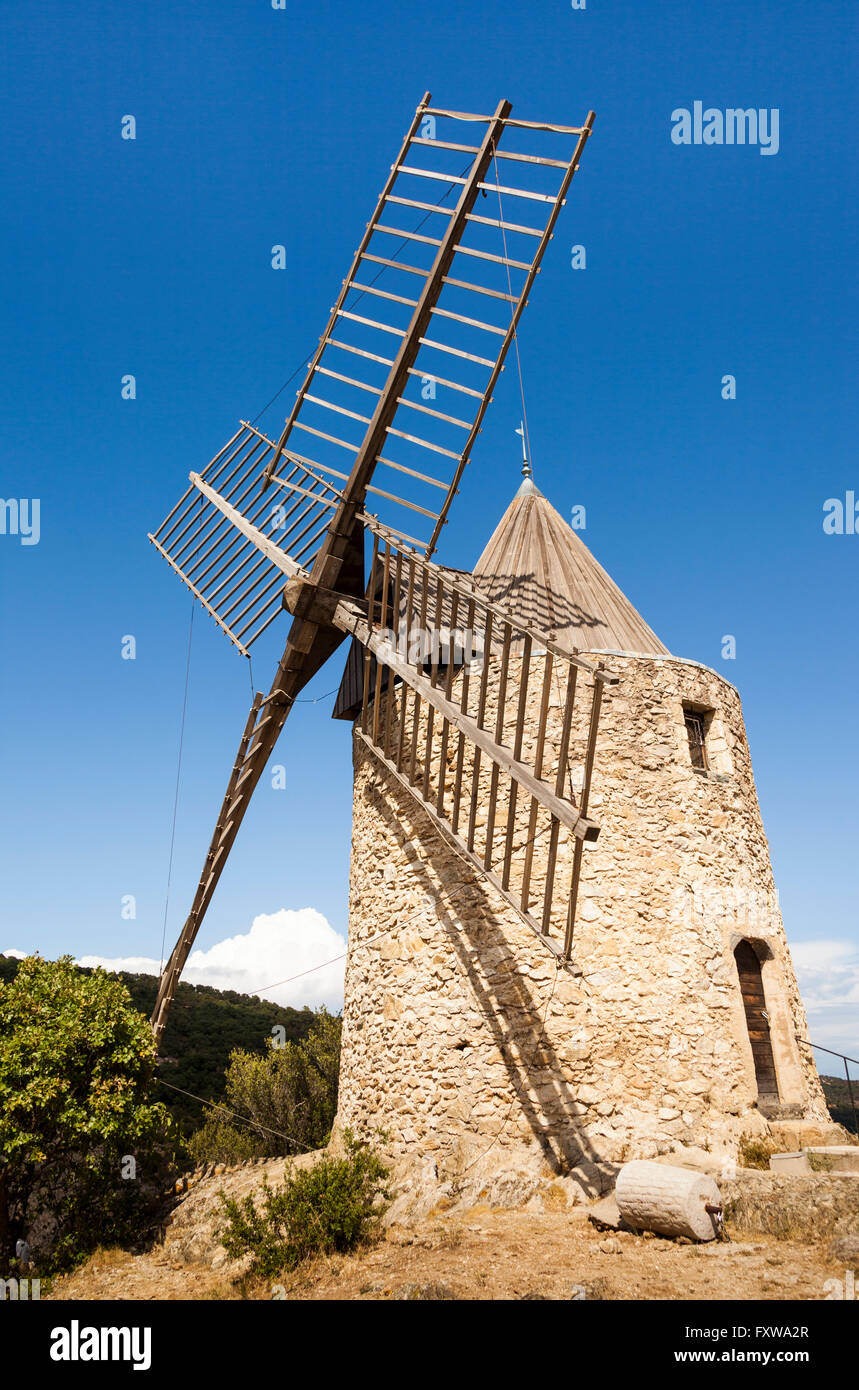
xmin=734 ymin=940 xmax=779 ymax=1102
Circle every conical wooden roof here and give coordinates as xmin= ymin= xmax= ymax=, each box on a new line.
xmin=472 ymin=475 xmax=669 ymax=656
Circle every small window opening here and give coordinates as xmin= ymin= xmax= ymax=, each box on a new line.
xmin=683 ymin=706 xmax=710 ymax=771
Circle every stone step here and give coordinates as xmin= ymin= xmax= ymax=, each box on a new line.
xmin=769 ymin=1146 xmax=859 ymax=1176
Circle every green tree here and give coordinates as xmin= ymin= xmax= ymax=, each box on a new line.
xmin=0 ymin=955 xmax=175 ymax=1272
xmin=189 ymin=1008 xmax=341 ymax=1164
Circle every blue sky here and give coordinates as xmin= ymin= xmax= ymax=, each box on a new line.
xmin=0 ymin=1 xmax=856 ymax=1062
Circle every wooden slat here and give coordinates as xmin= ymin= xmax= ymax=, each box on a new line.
xmin=396 ymin=553 xmax=416 ymax=773
xmin=478 ymin=180 xmax=558 ymax=204
xmin=483 ymin=621 xmax=512 ymax=871
xmin=405 ymin=367 xmax=483 ymax=399
xmin=396 ymin=396 xmax=472 ymax=429
xmin=303 ymin=394 xmax=373 ymax=426
xmin=493 ymin=148 xmax=568 ymax=169
xmin=435 ymin=588 xmax=459 ymax=818
xmin=385 ymin=425 xmax=462 ymax=459
xmin=521 ymin=650 xmax=553 ymax=911
xmin=421 ymin=569 xmax=444 ymax=799
xmin=336 ymin=309 xmax=407 ymax=337
xmin=465 ymin=212 xmax=543 ymax=239
xmin=384 ymin=550 xmax=403 ymax=757
xmin=466 ymin=608 xmax=493 ymax=847
xmin=562 ymin=669 xmax=604 ymax=958
xmin=313 ymin=365 xmax=383 ymax=396
xmin=360 ymin=253 xmax=430 ymax=278
xmin=409 ymin=567 xmax=430 ymax=785
xmin=375 ymin=453 xmax=449 ymax=490
xmin=292 ymin=420 xmax=359 ymax=452
xmin=361 ymin=533 xmax=379 ymax=733
xmin=430 ymin=305 xmax=507 ymax=336
xmin=385 ymin=195 xmax=456 ymax=218
xmin=418 ymin=336 xmax=496 ymax=368
xmin=327 ymin=337 xmax=396 ymax=368
xmin=396 ymin=163 xmax=468 ymax=186
xmin=541 ymin=664 xmax=578 ymax=935
xmin=347 ymin=280 xmax=420 ymax=307
xmin=375 ymin=454 xmax=449 ymax=490
xmin=371 ymin=544 xmax=391 ymax=746
xmin=267 ymin=473 xmax=340 ymax=512
xmin=373 ymin=223 xmax=444 ymax=248
xmin=442 ymin=274 xmax=517 ymax=302
xmin=502 ymin=116 xmax=586 ymax=134
xmin=410 ymin=135 xmax=480 ymax=155
xmin=502 ymin=632 xmax=531 ymax=889
xmin=422 ymin=106 xmax=493 ymax=123
xmin=450 ymin=595 xmax=476 ymax=835
xmin=453 ymin=244 xmax=532 ymax=272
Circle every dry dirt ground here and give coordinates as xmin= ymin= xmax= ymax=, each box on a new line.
xmin=48 ymin=1207 xmax=843 ymax=1302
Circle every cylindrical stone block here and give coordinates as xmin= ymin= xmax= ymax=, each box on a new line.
xmin=615 ymin=1159 xmax=722 ymax=1241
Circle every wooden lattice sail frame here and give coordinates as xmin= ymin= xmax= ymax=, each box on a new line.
xmin=148 ymin=93 xmax=603 ymax=1042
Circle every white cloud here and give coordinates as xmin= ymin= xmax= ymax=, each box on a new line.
xmin=77 ymin=907 xmax=346 ymax=1012
xmin=1 ymin=949 xmax=27 ymax=959
xmin=792 ymin=938 xmax=859 ymax=1063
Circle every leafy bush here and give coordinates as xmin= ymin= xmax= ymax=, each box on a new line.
xmin=188 ymin=1009 xmax=340 ymax=1165
xmin=0 ymin=955 xmax=175 ymax=1272
xmin=218 ymin=1132 xmax=389 ymax=1278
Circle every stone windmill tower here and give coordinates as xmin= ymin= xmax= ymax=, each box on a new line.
xmin=145 ymin=93 xmax=828 ymax=1198
xmin=334 ymin=463 xmax=829 ymax=1197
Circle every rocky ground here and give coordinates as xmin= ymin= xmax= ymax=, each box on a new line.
xmin=49 ymin=1209 xmax=850 ymax=1302
xmin=47 ymin=1156 xmax=858 ymax=1302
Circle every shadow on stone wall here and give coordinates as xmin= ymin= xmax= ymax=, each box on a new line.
xmin=369 ymin=774 xmax=608 ymax=1182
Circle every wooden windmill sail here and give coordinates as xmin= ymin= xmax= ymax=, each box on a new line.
xmin=148 ymin=93 xmax=611 ymax=1043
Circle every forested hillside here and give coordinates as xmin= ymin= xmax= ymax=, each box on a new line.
xmin=820 ymin=1074 xmax=858 ymax=1134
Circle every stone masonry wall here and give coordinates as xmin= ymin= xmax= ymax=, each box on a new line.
xmin=335 ymin=651 xmax=829 ymax=1192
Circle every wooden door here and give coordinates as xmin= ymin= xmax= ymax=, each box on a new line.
xmin=734 ymin=941 xmax=779 ymax=1101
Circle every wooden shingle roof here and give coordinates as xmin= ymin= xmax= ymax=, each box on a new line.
xmin=471 ymin=476 xmax=669 ymax=656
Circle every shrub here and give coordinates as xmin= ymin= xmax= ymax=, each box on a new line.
xmin=188 ymin=1008 xmax=340 ymax=1165
xmin=738 ymin=1133 xmax=779 ymax=1170
xmin=218 ymin=1132 xmax=389 ymax=1279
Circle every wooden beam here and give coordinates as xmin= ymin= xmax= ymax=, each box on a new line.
xmin=189 ymin=473 xmax=307 ymax=581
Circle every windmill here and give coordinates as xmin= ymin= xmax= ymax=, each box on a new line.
xmin=148 ymin=93 xmax=609 ymax=1044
